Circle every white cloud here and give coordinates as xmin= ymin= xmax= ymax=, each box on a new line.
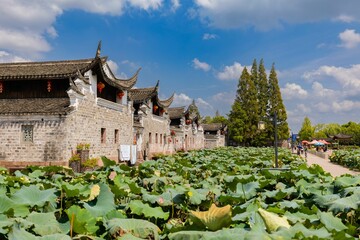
xmin=296 ymin=104 xmax=311 ymax=114
xmin=170 ymin=0 xmax=180 ymax=12
xmin=281 ymin=83 xmax=308 ymax=100
xmin=127 ymin=0 xmax=162 ymax=11
xmin=0 ymin=29 xmax=51 ymax=55
xmin=172 ymin=93 xmax=193 ymax=106
xmin=212 ymin=91 xmax=235 ymax=104
xmin=0 ymin=0 xmax=165 ymax=58
xmin=311 ymin=82 xmax=336 ymax=98
xmin=216 ymin=62 xmax=245 ymax=80
xmin=107 ymin=60 xmax=119 ymax=75
xmin=192 ymin=58 xmax=211 ymax=72
xmin=335 ymin=14 xmax=355 ymax=23
xmin=203 ymin=33 xmax=217 ymax=40
xmin=339 ymin=29 xmax=360 ymax=49
xmin=332 ymin=100 xmax=360 ymax=113
xmin=196 ymin=97 xmax=213 ymax=110
xmin=193 ymin=0 xmax=360 ymax=30
xmin=303 ymin=64 xmax=360 ymax=90
xmin=0 ymin=51 xmax=29 ymax=63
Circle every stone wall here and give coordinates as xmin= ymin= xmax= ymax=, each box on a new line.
xmin=0 ymin=116 xmax=67 ymax=163
xmin=139 ymin=110 xmax=173 ymax=159
xmin=204 ymin=134 xmax=225 ymax=149
xmin=0 ymin=70 xmax=134 ymax=166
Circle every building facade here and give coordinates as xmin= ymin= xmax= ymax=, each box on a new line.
xmin=128 ymin=81 xmax=174 ymax=160
xmin=168 ymin=101 xmax=204 ymax=152
xmin=0 ymin=43 xmax=139 ymax=167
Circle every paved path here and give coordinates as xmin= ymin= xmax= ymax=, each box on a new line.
xmin=305 ymin=152 xmax=359 ymax=177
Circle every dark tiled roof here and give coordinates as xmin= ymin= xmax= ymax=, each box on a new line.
xmin=202 ymin=123 xmax=224 ymax=131
xmin=0 ymin=98 xmax=73 ymax=115
xmin=168 ymin=107 xmax=185 ymax=119
xmin=157 ymin=92 xmax=174 ymax=108
xmin=101 ymin=65 xmax=140 ymax=90
xmin=128 ymin=86 xmax=157 ymax=103
xmin=0 ymin=58 xmax=98 ymax=80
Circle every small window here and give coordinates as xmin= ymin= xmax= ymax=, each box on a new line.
xmin=155 ymin=133 xmax=158 ymax=144
xmin=164 ymin=135 xmax=166 ymax=145
xmin=160 ymin=134 xmax=162 ymax=144
xmin=114 ymin=129 xmax=119 ymax=144
xmin=101 ymin=128 xmax=106 ymax=143
xmin=22 ymin=125 xmax=33 ymax=143
xmin=149 ymin=132 xmax=152 ymax=144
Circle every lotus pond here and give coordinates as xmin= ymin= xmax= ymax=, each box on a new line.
xmin=0 ymin=147 xmax=359 ymax=239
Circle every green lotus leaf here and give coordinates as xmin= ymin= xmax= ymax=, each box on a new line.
xmin=187 ymin=187 xmax=208 ymax=205
xmin=328 ymin=193 xmax=360 ymax=213
xmin=128 ymin=200 xmax=169 ymax=220
xmin=334 ymin=175 xmax=360 ymax=188
xmin=106 ymin=218 xmax=160 ymax=240
xmin=26 ymin=212 xmax=63 ymax=236
xmin=39 ymin=234 xmax=72 ymax=240
xmin=65 ymin=205 xmax=98 ymax=235
xmin=318 ymin=211 xmax=347 ymax=232
xmin=276 ymin=222 xmax=331 ymax=239
xmin=83 ymin=183 xmax=116 ymax=218
xmin=101 ymin=156 xmax=116 ymax=167
xmin=190 ymin=204 xmax=232 ymax=231
xmin=8 ymin=225 xmax=38 ymax=240
xmin=169 ymin=228 xmax=254 ymax=240
xmin=11 ymin=185 xmax=57 ymax=208
xmin=62 ymin=182 xmax=89 ymax=198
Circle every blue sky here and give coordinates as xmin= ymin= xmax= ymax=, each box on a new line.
xmin=1 ymin=0 xmax=360 ymax=133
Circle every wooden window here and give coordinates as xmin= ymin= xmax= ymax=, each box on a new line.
xmin=21 ymin=125 xmax=33 ymax=143
xmin=164 ymin=135 xmax=166 ymax=145
xmin=149 ymin=133 xmax=152 ymax=144
xmin=101 ymin=128 xmax=106 ymax=143
xmin=114 ymin=129 xmax=119 ymax=144
xmin=160 ymin=134 xmax=162 ymax=144
xmin=155 ymin=133 xmax=158 ymax=144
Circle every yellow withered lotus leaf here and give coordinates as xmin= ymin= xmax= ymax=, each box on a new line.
xmin=190 ymin=204 xmax=232 ymax=231
xmin=258 ymin=208 xmax=290 ymax=232
xmin=85 ymin=184 xmax=101 ymax=202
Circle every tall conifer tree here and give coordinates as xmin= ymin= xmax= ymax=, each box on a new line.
xmin=267 ymin=64 xmax=289 ymax=141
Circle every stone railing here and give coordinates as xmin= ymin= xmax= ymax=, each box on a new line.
xmin=97 ymin=98 xmax=123 ymax=112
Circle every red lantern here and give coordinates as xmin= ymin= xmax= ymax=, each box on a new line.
xmin=97 ymin=82 xmax=105 ymax=93
xmin=0 ymin=81 xmax=3 ymax=93
xmin=153 ymin=105 xmax=158 ymax=111
xmin=47 ymin=80 xmax=52 ymax=92
xmin=117 ymin=91 xmax=125 ymax=99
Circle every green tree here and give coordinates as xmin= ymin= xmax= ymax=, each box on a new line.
xmin=254 ymin=59 xmax=269 ymax=146
xmin=267 ymin=64 xmax=289 ymax=141
xmin=341 ymin=121 xmax=360 ymax=145
xmin=298 ymin=117 xmax=314 ymax=141
xmin=228 ymin=100 xmax=246 ymax=143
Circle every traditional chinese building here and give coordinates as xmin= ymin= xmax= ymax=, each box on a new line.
xmin=202 ymin=123 xmax=227 ymax=148
xmin=0 ymin=42 xmax=139 ymax=168
xmin=128 ymin=81 xmax=174 ymax=160
xmin=168 ymin=101 xmax=204 ymax=151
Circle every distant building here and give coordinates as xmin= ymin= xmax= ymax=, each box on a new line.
xmin=0 ymin=43 xmax=139 ymax=167
xmin=168 ymin=100 xmax=204 ymax=151
xmin=202 ymin=123 xmax=227 ymax=148
xmin=128 ymin=81 xmax=174 ymax=160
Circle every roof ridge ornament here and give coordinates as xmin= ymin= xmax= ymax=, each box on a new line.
xmin=95 ymin=41 xmax=102 ymax=58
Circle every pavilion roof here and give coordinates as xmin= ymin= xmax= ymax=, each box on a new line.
xmin=128 ymin=80 xmax=174 ymax=108
xmin=168 ymin=106 xmax=185 ymax=119
xmin=202 ymin=123 xmax=226 ymax=131
xmin=0 ymin=42 xmax=139 ymax=90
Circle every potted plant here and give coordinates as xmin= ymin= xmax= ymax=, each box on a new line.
xmin=81 ymin=158 xmax=99 ymax=172
xmin=69 ymin=154 xmax=81 ymax=173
